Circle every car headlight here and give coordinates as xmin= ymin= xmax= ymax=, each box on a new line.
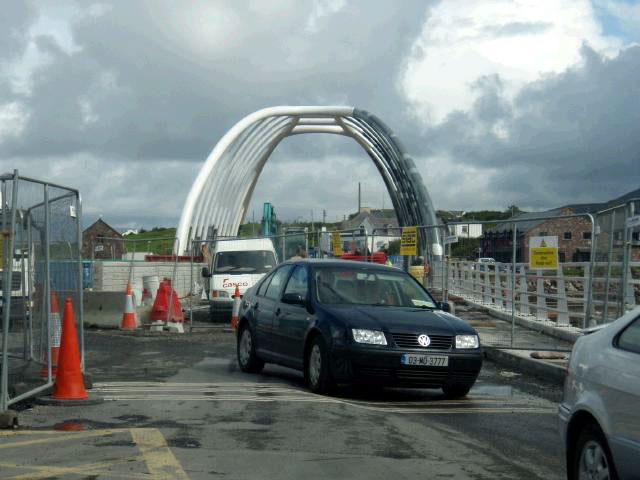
xmin=455 ymin=335 xmax=479 ymax=349
xmin=352 ymin=329 xmax=387 ymax=345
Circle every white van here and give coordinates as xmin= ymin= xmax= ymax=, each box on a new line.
xmin=206 ymin=238 xmax=277 ymax=322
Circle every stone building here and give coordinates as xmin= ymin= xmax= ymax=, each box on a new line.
xmin=82 ymin=219 xmax=123 ymax=259
xmin=483 ymin=188 xmax=640 ymax=263
xmin=483 ymin=208 xmax=594 ymax=263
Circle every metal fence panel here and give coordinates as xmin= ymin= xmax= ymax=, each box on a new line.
xmin=1 ymin=171 xmax=83 ymax=410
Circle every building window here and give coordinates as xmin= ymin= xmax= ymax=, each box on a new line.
xmin=539 ymin=231 xmax=547 ymax=237
xmin=633 ymin=232 xmax=639 ymax=241
xmin=583 ymin=231 xmax=591 ymax=240
xmin=563 ymin=232 xmax=572 ymax=240
xmin=559 ymin=251 xmax=566 ymax=262
xmin=461 ymin=225 xmax=468 ymax=234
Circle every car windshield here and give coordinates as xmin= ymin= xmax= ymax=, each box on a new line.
xmin=213 ymin=250 xmax=276 ymax=274
xmin=314 ymin=267 xmax=437 ymax=308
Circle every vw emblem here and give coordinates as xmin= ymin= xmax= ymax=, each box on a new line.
xmin=417 ymin=334 xmax=431 ymax=347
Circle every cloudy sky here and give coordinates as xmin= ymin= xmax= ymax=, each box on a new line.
xmin=1 ymin=0 xmax=639 ymax=230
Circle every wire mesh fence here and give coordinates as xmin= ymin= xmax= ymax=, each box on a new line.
xmin=182 ymin=201 xmax=638 ymax=347
xmin=1 ymin=171 xmax=83 ymax=410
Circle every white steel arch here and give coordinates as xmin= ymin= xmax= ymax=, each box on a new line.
xmin=176 ymin=106 xmax=441 ymax=255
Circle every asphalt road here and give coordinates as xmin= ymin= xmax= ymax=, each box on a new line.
xmin=3 ymin=328 xmax=566 ymax=479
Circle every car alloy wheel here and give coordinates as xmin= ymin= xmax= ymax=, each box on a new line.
xmin=305 ymin=336 xmax=334 ymax=394
xmin=308 ymin=344 xmax=322 ymax=388
xmin=578 ymin=440 xmax=611 ymax=480
xmin=236 ymin=325 xmax=265 ymax=374
xmin=239 ymin=329 xmax=252 ymax=368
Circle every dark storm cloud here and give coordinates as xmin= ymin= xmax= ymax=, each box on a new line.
xmin=423 ymin=44 xmax=640 ymax=209
xmin=3 ymin=1 xmax=430 ymax=161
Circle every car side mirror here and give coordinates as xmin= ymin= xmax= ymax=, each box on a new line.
xmin=437 ymin=301 xmax=451 ymax=313
xmin=201 ymin=267 xmax=211 ymax=278
xmin=282 ymin=292 xmax=306 ymax=306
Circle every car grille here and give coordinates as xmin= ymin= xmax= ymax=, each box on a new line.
xmin=395 ymin=369 xmax=449 ymax=383
xmin=358 ymin=367 xmax=392 ymax=378
xmin=390 ymin=333 xmax=452 ymax=350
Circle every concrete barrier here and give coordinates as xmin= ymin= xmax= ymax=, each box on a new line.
xmin=83 ymin=291 xmax=124 ymax=328
xmin=84 ymin=291 xmax=154 ymax=328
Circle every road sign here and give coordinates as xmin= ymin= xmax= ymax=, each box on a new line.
xmin=444 ymin=235 xmax=458 ymax=245
xmin=626 ymin=215 xmax=640 ymax=229
xmin=529 ymin=236 xmax=558 ymax=270
xmin=400 ymin=227 xmax=417 ymax=256
xmin=331 ymin=231 xmax=342 ymax=256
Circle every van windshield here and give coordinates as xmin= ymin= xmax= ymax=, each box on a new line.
xmin=213 ymin=250 xmax=276 ymax=274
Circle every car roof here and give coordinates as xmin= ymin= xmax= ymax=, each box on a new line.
xmin=280 ymin=258 xmax=400 ymax=271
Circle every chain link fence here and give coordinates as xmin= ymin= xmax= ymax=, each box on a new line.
xmin=1 ymin=171 xmax=83 ymax=411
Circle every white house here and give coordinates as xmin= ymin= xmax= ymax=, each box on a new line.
xmin=448 ymin=223 xmax=482 ymax=239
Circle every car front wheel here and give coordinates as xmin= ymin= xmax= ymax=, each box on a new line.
xmin=305 ymin=336 xmax=334 ymax=394
xmin=237 ymin=325 xmax=264 ymax=373
xmin=572 ymin=424 xmax=617 ymax=480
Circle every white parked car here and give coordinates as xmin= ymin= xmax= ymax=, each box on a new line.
xmin=205 ymin=238 xmax=277 ymax=322
xmin=559 ymin=307 xmax=640 ymax=480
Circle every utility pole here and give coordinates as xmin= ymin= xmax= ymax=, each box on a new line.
xmin=358 ymin=182 xmax=361 ymax=213
xmin=322 ymin=209 xmax=326 ymax=225
xmin=310 ymin=210 xmax=314 ymax=232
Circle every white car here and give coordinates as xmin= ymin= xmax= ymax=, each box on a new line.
xmin=559 ymin=307 xmax=640 ymax=480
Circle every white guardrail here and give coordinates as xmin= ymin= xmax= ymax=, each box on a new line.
xmin=431 ymin=260 xmax=639 ymax=329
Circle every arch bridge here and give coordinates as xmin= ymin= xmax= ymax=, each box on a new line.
xmin=177 ymin=106 xmax=440 ymax=256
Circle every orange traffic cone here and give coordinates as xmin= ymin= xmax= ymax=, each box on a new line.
xmin=52 ymin=299 xmax=88 ymax=400
xmin=40 ymin=291 xmax=61 ymax=378
xmin=231 ymin=286 xmax=241 ymax=330
xmin=120 ymin=283 xmax=137 ymax=330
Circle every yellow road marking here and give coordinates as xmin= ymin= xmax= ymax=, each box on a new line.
xmin=0 ymin=428 xmax=130 ymax=449
xmin=0 ymin=428 xmax=190 ymax=480
xmin=0 ymin=456 xmax=147 ymax=480
xmin=130 ymin=428 xmax=190 ymax=480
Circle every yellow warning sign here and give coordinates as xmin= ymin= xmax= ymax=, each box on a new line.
xmin=529 ymin=236 xmax=558 ymax=270
xmin=400 ymin=227 xmax=417 ymax=256
xmin=331 ymin=231 xmax=342 ymax=256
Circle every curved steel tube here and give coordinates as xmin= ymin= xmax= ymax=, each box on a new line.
xmin=176 ymin=106 xmax=440 ymax=255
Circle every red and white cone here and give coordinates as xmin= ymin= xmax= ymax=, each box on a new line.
xmin=120 ymin=283 xmax=137 ymax=330
xmin=231 ymin=286 xmax=241 ymax=330
xmin=40 ymin=291 xmax=61 ymax=378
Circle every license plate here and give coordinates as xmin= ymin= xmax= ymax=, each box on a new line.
xmin=401 ymin=354 xmax=448 ymax=367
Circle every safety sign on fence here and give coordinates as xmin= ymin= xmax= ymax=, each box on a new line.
xmin=331 ymin=231 xmax=342 ymax=256
xmin=529 ymin=236 xmax=558 ymax=270
xmin=400 ymin=227 xmax=417 ymax=256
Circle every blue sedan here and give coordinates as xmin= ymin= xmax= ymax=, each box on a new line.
xmin=236 ymin=259 xmax=483 ymax=397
